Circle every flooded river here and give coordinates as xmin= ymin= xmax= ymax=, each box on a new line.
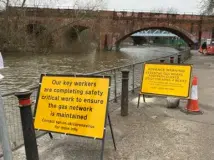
xmin=0 ymin=46 xmax=179 ymax=94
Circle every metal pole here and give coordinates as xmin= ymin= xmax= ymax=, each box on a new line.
xmin=107 ymin=113 xmax=117 ymax=151
xmin=178 ymin=54 xmax=181 ymax=64
xmin=0 ymin=94 xmax=13 ymax=160
xmin=132 ymin=65 xmax=135 ymax=93
xmin=170 ymin=56 xmax=174 ymax=63
xmin=121 ymin=70 xmax=129 ymax=116
xmin=14 ymin=90 xmax=39 ymax=160
xmin=113 ymin=70 xmax=117 ymax=103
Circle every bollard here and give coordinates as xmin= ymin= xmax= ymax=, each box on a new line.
xmin=178 ymin=54 xmax=181 ymax=64
xmin=121 ymin=70 xmax=129 ymax=116
xmin=170 ymin=56 xmax=174 ymax=63
xmin=15 ymin=90 xmax=39 ymax=160
xmin=160 ymin=59 xmax=165 ymax=63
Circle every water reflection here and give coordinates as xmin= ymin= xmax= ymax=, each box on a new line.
xmin=0 ymin=46 xmax=178 ymax=94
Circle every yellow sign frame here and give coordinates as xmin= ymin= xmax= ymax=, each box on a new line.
xmin=140 ymin=62 xmax=192 ymax=98
xmin=33 ymin=74 xmax=111 ymax=140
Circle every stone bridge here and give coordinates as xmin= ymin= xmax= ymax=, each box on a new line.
xmin=5 ymin=6 xmax=214 ymax=51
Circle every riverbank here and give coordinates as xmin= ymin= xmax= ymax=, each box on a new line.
xmin=3 ymin=50 xmax=214 ymax=160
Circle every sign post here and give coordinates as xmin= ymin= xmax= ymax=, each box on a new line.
xmin=0 ymin=94 xmax=13 ymax=160
xmin=34 ymin=74 xmax=116 ymax=159
xmin=0 ymin=54 xmax=13 ymax=160
xmin=137 ymin=63 xmax=192 ymax=107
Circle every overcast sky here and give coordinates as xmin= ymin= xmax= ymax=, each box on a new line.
xmin=25 ymin=0 xmax=201 ymax=14
xmin=106 ymin=0 xmax=201 ymax=13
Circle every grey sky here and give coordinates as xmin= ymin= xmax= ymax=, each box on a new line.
xmin=107 ymin=0 xmax=200 ymax=13
xmin=25 ymin=0 xmax=201 ymax=14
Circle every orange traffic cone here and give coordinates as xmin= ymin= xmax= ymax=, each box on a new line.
xmin=185 ymin=76 xmax=203 ymax=114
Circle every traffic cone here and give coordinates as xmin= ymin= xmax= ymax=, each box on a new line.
xmin=185 ymin=76 xmax=203 ymax=114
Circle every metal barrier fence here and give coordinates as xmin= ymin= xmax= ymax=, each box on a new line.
xmin=0 ymin=49 xmax=191 ymax=156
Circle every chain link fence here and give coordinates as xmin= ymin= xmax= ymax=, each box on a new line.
xmin=0 ymin=48 xmax=191 ymax=157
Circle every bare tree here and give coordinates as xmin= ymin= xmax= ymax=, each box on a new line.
xmin=150 ymin=7 xmax=165 ymax=13
xmin=199 ymin=0 xmax=214 ymax=15
xmin=150 ymin=7 xmax=178 ymax=14
xmin=166 ymin=7 xmax=178 ymax=14
xmin=0 ymin=0 xmax=28 ymax=51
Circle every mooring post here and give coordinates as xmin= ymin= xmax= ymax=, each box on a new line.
xmin=170 ymin=56 xmax=174 ymax=63
xmin=121 ymin=70 xmax=129 ymax=116
xmin=15 ymin=90 xmax=39 ymax=160
xmin=178 ymin=54 xmax=181 ymax=64
xmin=160 ymin=59 xmax=165 ymax=63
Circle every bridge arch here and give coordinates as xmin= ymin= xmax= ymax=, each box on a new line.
xmin=63 ymin=25 xmax=89 ymax=43
xmin=25 ymin=23 xmax=54 ymax=51
xmin=26 ymin=23 xmax=47 ymax=36
xmin=115 ymin=25 xmax=197 ymax=48
xmin=52 ymin=23 xmax=98 ymax=52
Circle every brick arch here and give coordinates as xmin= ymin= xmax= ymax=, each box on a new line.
xmin=51 ymin=21 xmax=98 ymax=51
xmin=25 ymin=22 xmax=54 ymax=50
xmin=63 ymin=25 xmax=89 ymax=42
xmin=26 ymin=22 xmax=48 ymax=35
xmin=52 ymin=19 xmax=96 ymax=37
xmin=115 ymin=25 xmax=197 ymax=47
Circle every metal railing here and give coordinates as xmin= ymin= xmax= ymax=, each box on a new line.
xmin=0 ymin=48 xmax=191 ymax=157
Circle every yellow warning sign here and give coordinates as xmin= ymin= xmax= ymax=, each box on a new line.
xmin=34 ymin=75 xmax=110 ymax=139
xmin=141 ymin=63 xmax=192 ymax=98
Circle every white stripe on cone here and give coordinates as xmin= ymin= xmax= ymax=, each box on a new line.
xmin=190 ymin=85 xmax=198 ymax=100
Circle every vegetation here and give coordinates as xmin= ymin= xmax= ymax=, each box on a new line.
xmin=199 ymin=0 xmax=214 ymax=15
xmin=0 ymin=0 xmax=106 ymax=53
xmin=150 ymin=7 xmax=178 ymax=14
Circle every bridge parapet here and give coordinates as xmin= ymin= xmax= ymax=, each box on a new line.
xmin=6 ymin=6 xmax=101 ymax=18
xmin=3 ymin=6 xmax=214 ymax=23
xmin=113 ymin=11 xmax=214 ymax=22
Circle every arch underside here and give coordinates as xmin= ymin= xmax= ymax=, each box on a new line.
xmin=64 ymin=25 xmax=89 ymax=41
xmin=26 ymin=23 xmax=46 ymax=36
xmin=116 ymin=26 xmax=197 ymax=47
xmin=26 ymin=23 xmax=89 ymax=38
xmin=26 ymin=23 xmax=91 ymax=49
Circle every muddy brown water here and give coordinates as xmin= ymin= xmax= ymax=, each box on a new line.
xmin=0 ymin=46 xmax=178 ymax=94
